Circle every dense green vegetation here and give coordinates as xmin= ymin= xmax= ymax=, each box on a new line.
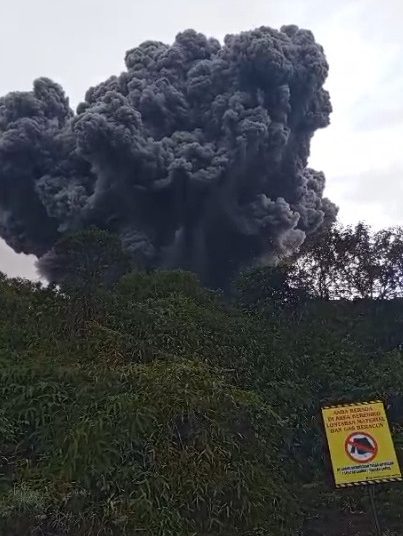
xmin=1 ymin=226 xmax=403 ymax=535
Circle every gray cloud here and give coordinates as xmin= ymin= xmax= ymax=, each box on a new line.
xmin=1 ymin=0 xmax=403 ymax=278
xmin=0 ymin=26 xmax=336 ymax=288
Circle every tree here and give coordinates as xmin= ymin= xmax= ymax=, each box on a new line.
xmin=37 ymin=228 xmax=132 ymax=293
xmin=295 ymin=224 xmax=403 ymax=300
xmin=234 ymin=265 xmax=310 ymax=314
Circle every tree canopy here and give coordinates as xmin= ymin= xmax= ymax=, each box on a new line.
xmin=295 ymin=223 xmax=403 ymax=300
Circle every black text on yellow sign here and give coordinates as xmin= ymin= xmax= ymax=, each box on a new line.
xmin=322 ymin=401 xmax=402 ymax=488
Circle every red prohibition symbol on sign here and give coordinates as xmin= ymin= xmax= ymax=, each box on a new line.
xmin=345 ymin=432 xmax=378 ymax=463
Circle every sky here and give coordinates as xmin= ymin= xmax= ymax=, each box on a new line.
xmin=0 ymin=0 xmax=402 ymax=279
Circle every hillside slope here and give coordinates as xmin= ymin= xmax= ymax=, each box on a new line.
xmin=0 ymin=271 xmax=403 ymax=535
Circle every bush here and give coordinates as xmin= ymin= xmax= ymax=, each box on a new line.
xmin=0 ymin=353 xmax=298 ymax=535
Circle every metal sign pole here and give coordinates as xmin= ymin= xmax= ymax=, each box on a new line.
xmin=368 ymin=485 xmax=382 ymax=536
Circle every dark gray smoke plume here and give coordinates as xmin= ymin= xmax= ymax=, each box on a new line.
xmin=0 ymin=25 xmax=337 ymax=288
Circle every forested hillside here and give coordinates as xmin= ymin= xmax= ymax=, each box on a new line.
xmin=1 ymin=226 xmax=403 ymax=535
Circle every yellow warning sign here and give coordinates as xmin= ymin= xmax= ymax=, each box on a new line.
xmin=322 ymin=401 xmax=402 ymax=487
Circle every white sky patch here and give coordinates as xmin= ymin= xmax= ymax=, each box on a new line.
xmin=308 ymin=0 xmax=403 ymax=228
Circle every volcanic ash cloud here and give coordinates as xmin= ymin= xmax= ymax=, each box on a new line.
xmin=0 ymin=25 xmax=337 ymax=288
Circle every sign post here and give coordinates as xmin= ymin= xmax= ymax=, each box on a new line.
xmin=321 ymin=400 xmax=402 ymax=533
xmin=368 ymin=485 xmax=382 ymax=536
